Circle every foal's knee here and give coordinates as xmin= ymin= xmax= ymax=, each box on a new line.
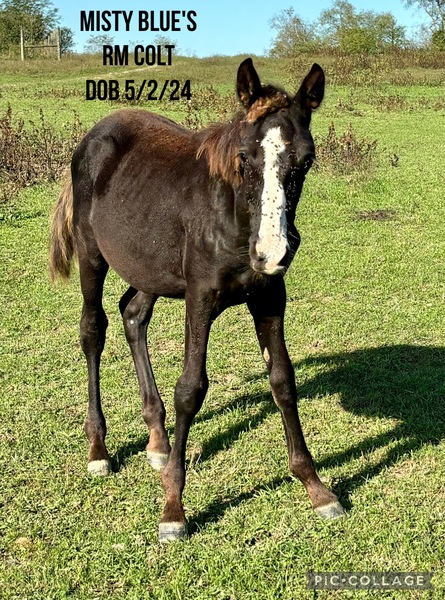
xmin=269 ymin=362 xmax=295 ymax=409
xmin=142 ymin=399 xmax=166 ymax=425
xmin=174 ymin=372 xmax=209 ymax=416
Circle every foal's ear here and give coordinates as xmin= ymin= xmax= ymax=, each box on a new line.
xmin=237 ymin=58 xmax=262 ymax=108
xmin=295 ymin=63 xmax=325 ymax=111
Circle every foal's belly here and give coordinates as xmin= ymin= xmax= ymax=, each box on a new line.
xmin=91 ymin=201 xmax=187 ymax=297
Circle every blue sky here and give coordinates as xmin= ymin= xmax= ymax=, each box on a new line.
xmin=58 ymin=1 xmax=428 ymax=56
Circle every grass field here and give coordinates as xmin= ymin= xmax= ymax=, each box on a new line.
xmin=1 ymin=52 xmax=445 ymax=598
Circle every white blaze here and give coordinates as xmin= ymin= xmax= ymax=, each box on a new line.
xmin=256 ymin=126 xmax=288 ymax=274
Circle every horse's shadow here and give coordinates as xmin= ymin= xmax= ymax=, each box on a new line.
xmin=112 ymin=390 xmax=276 ymax=471
xmin=113 ymin=344 xmax=445 ymax=527
xmin=299 ymin=345 xmax=445 ymax=499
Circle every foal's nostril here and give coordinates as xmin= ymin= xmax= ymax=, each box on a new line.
xmin=257 ymin=252 xmax=267 ymax=263
xmin=293 ymin=151 xmax=315 ymax=172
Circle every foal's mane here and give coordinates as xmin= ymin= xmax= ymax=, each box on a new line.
xmin=196 ymin=85 xmax=291 ymax=188
xmin=196 ymin=115 xmax=244 ymax=187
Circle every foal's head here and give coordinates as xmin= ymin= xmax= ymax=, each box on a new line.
xmin=235 ymin=58 xmax=324 ymax=276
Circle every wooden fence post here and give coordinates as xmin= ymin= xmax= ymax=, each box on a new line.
xmin=57 ymin=28 xmax=61 ymax=60
xmin=20 ymin=27 xmax=25 ymax=61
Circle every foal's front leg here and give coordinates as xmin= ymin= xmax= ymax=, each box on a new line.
xmin=159 ymin=289 xmax=214 ymax=542
xmin=248 ymin=279 xmax=345 ymax=519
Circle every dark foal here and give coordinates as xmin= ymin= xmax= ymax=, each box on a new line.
xmin=50 ymin=58 xmax=345 ymax=542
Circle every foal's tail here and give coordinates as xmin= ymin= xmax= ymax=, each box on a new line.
xmin=49 ymin=172 xmax=75 ymax=282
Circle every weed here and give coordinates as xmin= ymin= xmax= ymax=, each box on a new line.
xmin=369 ymin=92 xmax=409 ymax=111
xmin=0 ymin=106 xmax=84 ymax=205
xmin=315 ymin=122 xmax=378 ymax=178
xmin=294 ymin=51 xmax=445 ymax=87
xmin=184 ymin=85 xmax=239 ymax=122
xmin=334 ymin=91 xmax=364 ymax=116
xmin=354 ymin=208 xmax=398 ymax=221
xmin=180 ymin=85 xmax=239 ymax=129
xmin=35 ymin=87 xmax=84 ymax=100
xmin=183 ymin=98 xmax=204 ymax=130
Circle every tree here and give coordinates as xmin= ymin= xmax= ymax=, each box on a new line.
xmin=0 ymin=0 xmax=59 ymax=51
xmin=373 ymin=13 xmax=407 ymax=50
xmin=60 ymin=26 xmax=74 ymax=55
xmin=153 ymin=34 xmax=179 ymax=56
xmin=269 ymin=7 xmax=318 ymax=57
xmin=318 ymin=0 xmax=406 ymax=53
xmin=432 ymin=26 xmax=445 ymax=47
xmin=318 ymin=0 xmax=359 ymax=47
xmin=405 ymin=0 xmax=445 ymax=47
xmin=84 ymin=34 xmax=114 ymax=54
xmin=338 ymin=25 xmax=379 ymax=54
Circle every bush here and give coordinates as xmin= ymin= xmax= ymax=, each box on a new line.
xmin=315 ymin=122 xmax=378 ymax=177
xmin=182 ymin=85 xmax=239 ymax=129
xmin=0 ymin=105 xmax=84 ymax=204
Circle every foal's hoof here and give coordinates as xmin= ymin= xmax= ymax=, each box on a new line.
xmin=158 ymin=521 xmax=188 ymax=543
xmin=315 ymin=501 xmax=346 ymax=520
xmin=146 ymin=450 xmax=169 ymax=471
xmin=87 ymin=459 xmax=112 ymax=476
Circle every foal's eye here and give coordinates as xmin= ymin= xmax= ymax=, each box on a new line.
xmin=238 ymin=151 xmax=248 ymax=164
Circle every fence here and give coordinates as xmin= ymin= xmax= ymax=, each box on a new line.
xmin=20 ymin=27 xmax=61 ymax=60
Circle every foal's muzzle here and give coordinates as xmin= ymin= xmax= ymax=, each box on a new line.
xmin=251 ymin=245 xmax=290 ymax=276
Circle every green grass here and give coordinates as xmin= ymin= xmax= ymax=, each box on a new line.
xmin=1 ymin=54 xmax=445 ymax=599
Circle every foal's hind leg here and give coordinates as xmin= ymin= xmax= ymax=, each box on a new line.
xmin=120 ymin=290 xmax=171 ymax=470
xmin=248 ymin=279 xmax=345 ymax=520
xmin=78 ymin=249 xmax=111 ymax=476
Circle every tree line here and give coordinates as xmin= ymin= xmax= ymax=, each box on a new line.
xmin=269 ymin=0 xmax=445 ymax=56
